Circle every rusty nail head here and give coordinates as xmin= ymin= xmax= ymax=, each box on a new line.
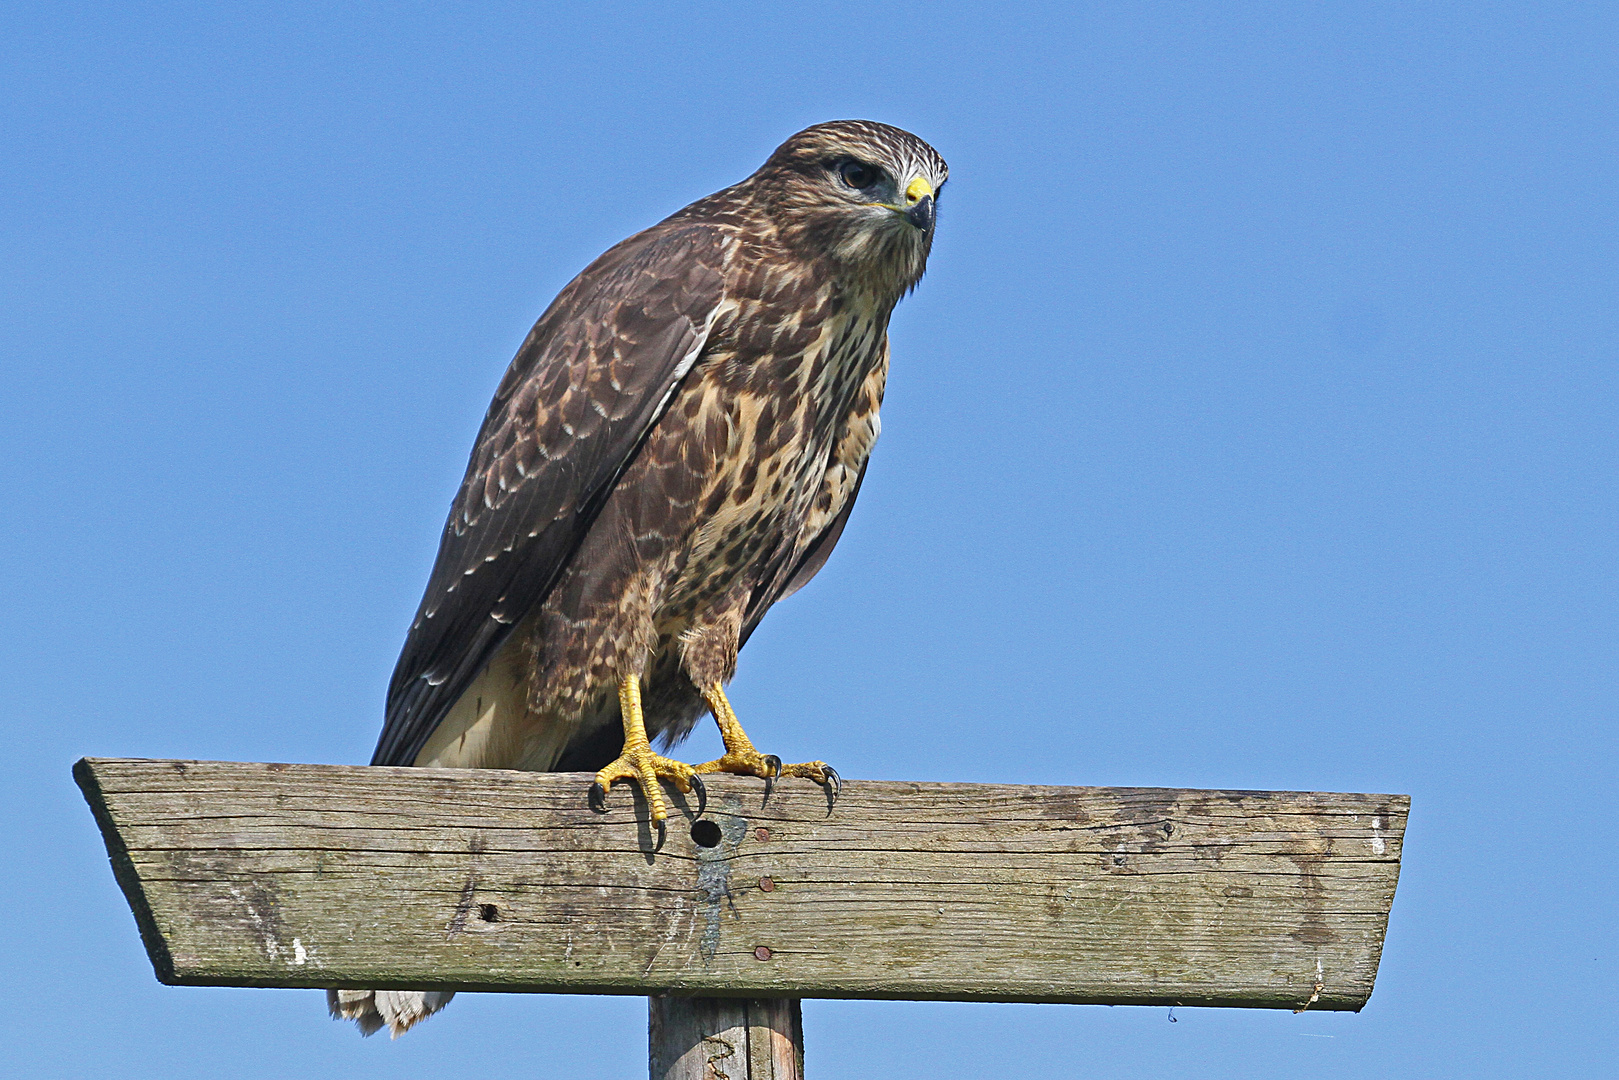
xmin=754 ymin=946 xmax=773 ymax=961
xmin=759 ymin=876 xmax=775 ymax=892
xmin=755 ymin=827 xmax=770 ymax=842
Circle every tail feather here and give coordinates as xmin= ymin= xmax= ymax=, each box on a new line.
xmin=327 ymin=989 xmax=456 ymax=1037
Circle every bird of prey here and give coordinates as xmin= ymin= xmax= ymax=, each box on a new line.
xmin=331 ymin=120 xmax=947 ymax=1036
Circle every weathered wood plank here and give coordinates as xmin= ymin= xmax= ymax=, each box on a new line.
xmin=75 ymin=758 xmax=1407 ymax=1011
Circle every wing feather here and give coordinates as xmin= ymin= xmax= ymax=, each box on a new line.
xmin=373 ymin=223 xmax=729 ymax=766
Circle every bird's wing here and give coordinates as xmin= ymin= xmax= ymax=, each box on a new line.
xmin=374 ymin=223 xmax=729 ymax=766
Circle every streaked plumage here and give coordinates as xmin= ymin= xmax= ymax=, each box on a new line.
xmin=333 ymin=120 xmax=946 ymax=1036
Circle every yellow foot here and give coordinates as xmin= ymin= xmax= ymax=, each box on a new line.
xmin=588 ymin=672 xmax=706 ymax=831
xmin=695 ymin=750 xmax=841 ymax=797
xmin=696 ymin=682 xmax=841 ymax=801
xmin=587 ymin=748 xmax=705 ymax=826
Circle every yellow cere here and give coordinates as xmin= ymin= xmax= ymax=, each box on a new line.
xmin=905 ymin=177 xmax=934 ymax=204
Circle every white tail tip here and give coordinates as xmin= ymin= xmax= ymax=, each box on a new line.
xmin=327 ymin=988 xmax=456 ymax=1038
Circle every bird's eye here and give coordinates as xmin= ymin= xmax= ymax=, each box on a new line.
xmin=838 ymin=160 xmax=878 ymax=189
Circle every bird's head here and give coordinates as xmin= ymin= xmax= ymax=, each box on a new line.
xmin=752 ymin=120 xmax=948 ymax=297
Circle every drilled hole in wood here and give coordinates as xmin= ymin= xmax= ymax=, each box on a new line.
xmin=690 ymin=820 xmax=723 ymax=848
xmin=477 ymin=903 xmax=499 ymax=922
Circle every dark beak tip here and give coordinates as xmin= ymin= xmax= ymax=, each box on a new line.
xmin=906 ymin=195 xmax=935 ymax=231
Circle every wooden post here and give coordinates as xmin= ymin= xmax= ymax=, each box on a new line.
xmin=75 ymin=757 xmax=1408 ymax=1073
xmin=650 ymin=997 xmax=802 ymax=1080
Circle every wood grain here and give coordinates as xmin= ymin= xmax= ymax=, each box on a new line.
xmin=75 ymin=758 xmax=1407 ymax=1011
xmin=650 ymin=997 xmax=803 ymax=1080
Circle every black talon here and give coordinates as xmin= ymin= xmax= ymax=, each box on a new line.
xmin=588 ymin=781 xmax=609 ymax=813
xmin=824 ymin=765 xmax=842 ymax=800
xmin=690 ymin=774 xmax=708 ymax=817
xmin=762 ymin=755 xmax=782 ymax=799
xmin=654 ymin=817 xmax=667 ymax=850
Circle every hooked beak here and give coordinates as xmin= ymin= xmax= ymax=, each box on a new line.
xmin=873 ymin=177 xmax=936 ymax=231
xmin=906 ymin=194 xmax=934 ymax=231
xmin=903 ymin=176 xmax=935 ymax=232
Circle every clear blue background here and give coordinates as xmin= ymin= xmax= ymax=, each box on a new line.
xmin=4 ymin=4 xmax=1613 ymax=1076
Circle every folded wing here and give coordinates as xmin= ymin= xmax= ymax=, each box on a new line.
xmin=374 ymin=224 xmax=729 ymax=767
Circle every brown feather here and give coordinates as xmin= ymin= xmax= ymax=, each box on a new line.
xmin=376 ymin=121 xmax=947 ymax=772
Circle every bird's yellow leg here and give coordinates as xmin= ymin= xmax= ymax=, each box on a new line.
xmin=589 ymin=674 xmax=704 ymax=826
xmin=694 ymin=684 xmax=840 ymax=795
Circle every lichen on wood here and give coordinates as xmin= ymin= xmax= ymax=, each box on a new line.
xmin=75 ymin=757 xmax=1406 ymax=1011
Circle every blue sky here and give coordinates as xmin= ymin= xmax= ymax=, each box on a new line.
xmin=3 ymin=4 xmax=1614 ymax=1077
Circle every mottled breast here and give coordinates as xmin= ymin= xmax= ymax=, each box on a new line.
xmin=656 ymin=276 xmax=891 ymax=629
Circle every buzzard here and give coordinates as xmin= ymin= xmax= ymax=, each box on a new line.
xmin=332 ymin=120 xmax=947 ymax=1035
